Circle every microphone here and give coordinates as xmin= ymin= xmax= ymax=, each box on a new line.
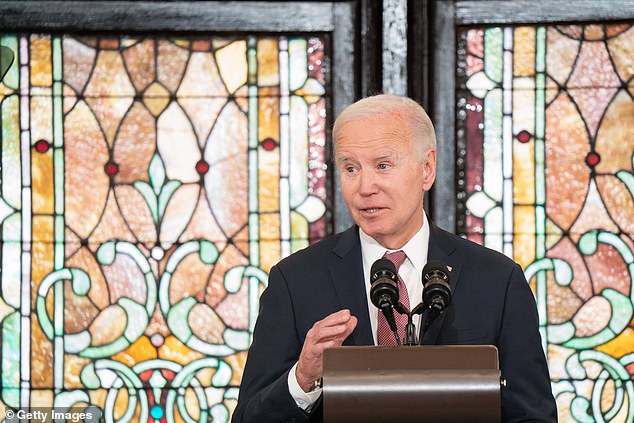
xmin=370 ymin=258 xmax=398 ymax=310
xmin=422 ymin=260 xmax=452 ymax=312
xmin=370 ymin=258 xmax=401 ymax=345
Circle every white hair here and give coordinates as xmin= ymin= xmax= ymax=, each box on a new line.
xmin=333 ymin=94 xmax=437 ymax=159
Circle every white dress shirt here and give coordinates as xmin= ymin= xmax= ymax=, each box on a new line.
xmin=288 ymin=214 xmax=431 ymax=410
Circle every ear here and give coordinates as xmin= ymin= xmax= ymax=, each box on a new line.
xmin=421 ymin=148 xmax=436 ymax=191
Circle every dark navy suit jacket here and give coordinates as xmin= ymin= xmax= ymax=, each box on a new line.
xmin=233 ymin=223 xmax=557 ymax=422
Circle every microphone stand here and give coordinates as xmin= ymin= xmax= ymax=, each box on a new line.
xmin=417 ymin=303 xmax=444 ymax=345
xmin=394 ymin=302 xmax=427 ymax=346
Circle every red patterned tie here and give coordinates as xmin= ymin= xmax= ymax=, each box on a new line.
xmin=377 ymin=250 xmax=410 ymax=346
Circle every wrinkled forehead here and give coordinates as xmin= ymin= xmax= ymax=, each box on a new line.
xmin=333 ymin=115 xmax=422 ymax=156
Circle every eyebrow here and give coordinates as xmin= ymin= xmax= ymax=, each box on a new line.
xmin=335 ymin=152 xmax=396 ymax=162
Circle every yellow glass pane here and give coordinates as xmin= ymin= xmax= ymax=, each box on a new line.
xmin=31 ymin=237 xmax=54 ymax=296
xmin=31 ymin=316 xmax=53 ymax=387
xmin=259 ymin=220 xmax=281 ymax=273
xmin=513 ymin=27 xmax=535 ymax=76
xmin=30 ymin=389 xmax=53 ymax=407
xmin=142 ymin=81 xmax=170 ymax=117
xmin=512 ymin=137 xmax=535 ymax=204
xmin=64 ymin=354 xmax=90 ymax=389
xmin=225 ymin=352 xmax=248 ymax=386
xmin=216 ymin=40 xmax=247 ymax=94
xmin=513 ymin=207 xmax=535 ymax=270
xmin=31 ymin=149 xmax=54 ymax=215
xmin=158 ymin=335 xmax=204 ymax=366
xmin=30 ymin=94 xmax=53 ymax=151
xmin=30 ymin=35 xmax=52 ymax=87
xmin=258 ymin=148 xmax=280 ymax=212
xmin=257 ymin=38 xmax=279 ymax=87
xmin=259 ymin=92 xmax=280 ymax=145
xmin=290 ymin=211 xmax=308 ymax=239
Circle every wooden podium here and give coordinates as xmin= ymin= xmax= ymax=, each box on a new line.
xmin=322 ymin=345 xmax=502 ymax=422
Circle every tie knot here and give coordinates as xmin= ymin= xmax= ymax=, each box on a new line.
xmin=384 ymin=250 xmax=407 ymax=271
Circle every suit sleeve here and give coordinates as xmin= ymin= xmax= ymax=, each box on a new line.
xmin=498 ymin=264 xmax=558 ymax=422
xmin=232 ymin=265 xmax=316 ymax=423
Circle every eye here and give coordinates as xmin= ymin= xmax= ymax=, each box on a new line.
xmin=377 ymin=162 xmax=391 ymax=170
xmin=345 ymin=166 xmax=357 ymax=173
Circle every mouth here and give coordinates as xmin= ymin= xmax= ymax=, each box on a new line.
xmin=359 ymin=207 xmax=386 ymax=215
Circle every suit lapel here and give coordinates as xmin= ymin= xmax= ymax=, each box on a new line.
xmin=327 ymin=226 xmax=374 ymax=346
xmin=421 ymin=222 xmax=463 ymax=345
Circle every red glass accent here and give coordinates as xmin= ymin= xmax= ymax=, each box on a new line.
xmin=104 ymin=161 xmax=119 ymax=176
xmin=517 ymin=130 xmax=532 ymax=143
xmin=196 ymin=159 xmax=209 ymax=174
xmin=34 ymin=139 xmax=51 ymax=153
xmin=585 ymin=152 xmax=601 ymax=167
xmin=261 ymin=138 xmax=278 ymax=151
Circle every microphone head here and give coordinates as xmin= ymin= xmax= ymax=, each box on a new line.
xmin=422 ymin=260 xmax=450 ymax=282
xmin=370 ymin=258 xmax=399 ymax=309
xmin=422 ymin=260 xmax=452 ymax=310
xmin=371 ymin=258 xmax=397 ymax=282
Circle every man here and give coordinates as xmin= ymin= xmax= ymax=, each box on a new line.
xmin=233 ymin=95 xmax=557 ymax=422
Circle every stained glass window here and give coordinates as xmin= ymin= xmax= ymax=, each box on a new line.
xmin=457 ymin=23 xmax=634 ymax=422
xmin=0 ymin=33 xmax=330 ymax=422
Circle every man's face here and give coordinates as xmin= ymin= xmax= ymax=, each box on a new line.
xmin=335 ymin=116 xmax=436 ymax=249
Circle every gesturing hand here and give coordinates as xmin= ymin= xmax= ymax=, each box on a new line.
xmin=295 ymin=309 xmax=358 ymax=393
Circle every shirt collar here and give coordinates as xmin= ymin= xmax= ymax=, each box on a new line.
xmin=358 ymin=213 xmax=430 ymax=275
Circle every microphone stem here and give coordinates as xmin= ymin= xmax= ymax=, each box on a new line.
xmin=404 ymin=312 xmax=417 ymax=346
xmin=392 ymin=330 xmax=402 ymax=346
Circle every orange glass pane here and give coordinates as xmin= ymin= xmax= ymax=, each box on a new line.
xmin=545 ymin=93 xmax=590 ymax=231
xmin=546 ymin=28 xmax=579 ymax=86
xmin=122 ymin=38 xmax=155 ymax=92
xmin=63 ymin=37 xmax=96 ymax=94
xmin=64 ymin=101 xmax=110 ymax=240
xmin=112 ymin=336 xmax=157 ymax=367
xmin=607 ymin=25 xmax=634 ymax=86
xmin=157 ymin=40 xmax=189 ymax=93
xmin=113 ymin=101 xmax=156 ymax=184
xmin=203 ymin=102 xmax=248 ymax=238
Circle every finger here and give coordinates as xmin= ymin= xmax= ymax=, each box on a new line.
xmin=309 ymin=322 xmax=353 ymax=341
xmin=331 ymin=316 xmax=358 ymax=346
xmin=317 ymin=309 xmax=353 ymax=326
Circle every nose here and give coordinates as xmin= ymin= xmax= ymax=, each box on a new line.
xmin=358 ymin=170 xmax=379 ymax=196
